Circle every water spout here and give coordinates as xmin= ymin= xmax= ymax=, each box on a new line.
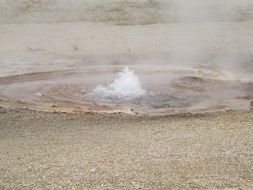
xmin=91 ymin=67 xmax=146 ymax=102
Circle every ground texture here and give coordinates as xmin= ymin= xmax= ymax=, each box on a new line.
xmin=0 ymin=110 xmax=253 ymax=189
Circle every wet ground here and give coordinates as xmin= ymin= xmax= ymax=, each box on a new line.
xmin=0 ymin=65 xmax=253 ymax=114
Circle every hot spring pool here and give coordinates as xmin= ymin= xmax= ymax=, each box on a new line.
xmin=0 ymin=65 xmax=252 ymax=114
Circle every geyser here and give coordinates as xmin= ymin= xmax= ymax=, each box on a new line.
xmin=90 ymin=67 xmax=146 ymax=102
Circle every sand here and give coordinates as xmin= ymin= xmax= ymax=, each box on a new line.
xmin=0 ymin=110 xmax=253 ymax=189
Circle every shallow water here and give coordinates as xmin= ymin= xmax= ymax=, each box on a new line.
xmin=0 ymin=65 xmax=252 ymax=114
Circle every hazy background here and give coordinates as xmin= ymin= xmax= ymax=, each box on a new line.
xmin=1 ymin=0 xmax=253 ymax=24
xmin=0 ymin=0 xmax=253 ymax=80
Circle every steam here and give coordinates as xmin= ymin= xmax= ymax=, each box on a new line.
xmin=170 ymin=0 xmax=253 ymax=22
xmin=91 ymin=67 xmax=146 ymax=101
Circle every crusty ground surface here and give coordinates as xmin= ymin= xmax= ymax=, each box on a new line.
xmin=0 ymin=110 xmax=253 ymax=190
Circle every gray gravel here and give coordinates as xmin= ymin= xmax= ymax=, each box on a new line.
xmin=0 ymin=110 xmax=253 ymax=189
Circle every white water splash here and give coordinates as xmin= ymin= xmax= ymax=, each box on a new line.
xmin=91 ymin=67 xmax=146 ymax=101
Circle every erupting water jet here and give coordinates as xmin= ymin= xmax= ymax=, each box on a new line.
xmin=90 ymin=67 xmax=146 ymax=102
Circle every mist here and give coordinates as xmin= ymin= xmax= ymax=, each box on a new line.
xmin=1 ymin=1 xmax=252 ymax=76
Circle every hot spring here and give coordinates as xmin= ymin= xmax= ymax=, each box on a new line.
xmin=0 ymin=65 xmax=252 ymax=114
xmin=1 ymin=0 xmax=253 ymax=114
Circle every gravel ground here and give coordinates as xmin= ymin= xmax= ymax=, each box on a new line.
xmin=0 ymin=110 xmax=253 ymax=189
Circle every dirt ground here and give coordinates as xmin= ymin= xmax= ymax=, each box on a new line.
xmin=0 ymin=110 xmax=252 ymax=190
